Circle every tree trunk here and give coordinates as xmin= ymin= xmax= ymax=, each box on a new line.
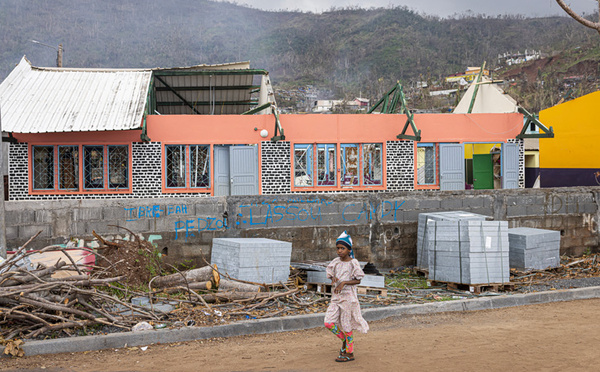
xmin=152 ymin=265 xmax=219 ymax=288
xmin=218 ymin=279 xmax=263 ymax=292
xmin=202 ymin=291 xmax=272 ymax=303
xmin=162 ymin=281 xmax=212 ymax=294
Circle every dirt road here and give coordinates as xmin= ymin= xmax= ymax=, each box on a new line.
xmin=2 ymin=298 xmax=600 ymax=372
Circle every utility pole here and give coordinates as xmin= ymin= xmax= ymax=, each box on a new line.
xmin=0 ymin=107 xmax=6 ymax=259
xmin=30 ymin=40 xmax=63 ymax=67
xmin=57 ymin=44 xmax=63 ymax=68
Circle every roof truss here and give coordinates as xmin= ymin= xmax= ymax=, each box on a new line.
xmin=368 ymin=82 xmax=421 ymax=141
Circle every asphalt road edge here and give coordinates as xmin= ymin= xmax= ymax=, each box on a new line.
xmin=3 ymin=286 xmax=600 ymax=357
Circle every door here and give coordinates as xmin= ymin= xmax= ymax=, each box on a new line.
xmin=439 ymin=143 xmax=465 ymax=191
xmin=473 ymin=154 xmax=494 ymax=189
xmin=502 ymin=143 xmax=519 ymax=189
xmin=214 ymin=145 xmax=230 ymax=196
xmin=230 ymin=145 xmax=259 ymax=195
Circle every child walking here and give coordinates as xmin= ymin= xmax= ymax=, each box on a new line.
xmin=324 ymin=231 xmax=369 ymax=362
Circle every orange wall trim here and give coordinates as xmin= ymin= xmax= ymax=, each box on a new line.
xmin=145 ymin=113 xmax=523 ymax=144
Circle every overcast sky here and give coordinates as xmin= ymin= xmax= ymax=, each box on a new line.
xmin=217 ymin=0 xmax=597 ymax=17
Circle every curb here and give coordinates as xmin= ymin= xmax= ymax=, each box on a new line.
xmin=3 ymin=286 xmax=600 ymax=357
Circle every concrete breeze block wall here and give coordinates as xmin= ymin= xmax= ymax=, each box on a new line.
xmin=4 ymin=187 xmax=600 ymax=269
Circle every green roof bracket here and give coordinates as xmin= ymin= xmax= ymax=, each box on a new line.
xmin=369 ymin=82 xmax=421 ymax=141
xmin=271 ymin=108 xmax=285 ymax=142
xmin=241 ymin=102 xmax=271 ymax=115
xmin=516 ymin=107 xmax=554 ymax=139
xmin=467 ymin=61 xmax=487 ymax=114
xmin=242 ymin=103 xmax=285 ymax=142
xmin=141 ymin=115 xmax=151 ymax=142
xmin=141 ymin=78 xmax=153 ymax=142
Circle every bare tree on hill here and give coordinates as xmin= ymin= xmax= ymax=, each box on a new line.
xmin=556 ymin=0 xmax=600 ymax=35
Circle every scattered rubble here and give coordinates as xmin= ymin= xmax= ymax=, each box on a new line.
xmin=2 ymin=229 xmax=600 ymax=358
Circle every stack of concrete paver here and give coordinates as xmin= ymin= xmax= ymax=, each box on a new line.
xmin=210 ymin=238 xmax=292 ymax=284
xmin=427 ymin=220 xmax=510 ymax=285
xmin=508 ymin=227 xmax=561 ymax=270
xmin=417 ymin=211 xmax=491 ymax=270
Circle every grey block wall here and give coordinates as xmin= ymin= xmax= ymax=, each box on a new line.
xmin=3 ymin=188 xmax=600 ymax=269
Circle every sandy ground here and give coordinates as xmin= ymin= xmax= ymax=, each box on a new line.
xmin=2 ymin=298 xmax=600 ymax=372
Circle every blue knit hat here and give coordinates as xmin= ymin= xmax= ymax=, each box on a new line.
xmin=336 ymin=231 xmax=354 ymax=258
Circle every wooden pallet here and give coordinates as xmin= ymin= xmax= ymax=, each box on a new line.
xmin=305 ymin=282 xmax=332 ymax=295
xmin=428 ymin=280 xmax=515 ymax=294
xmin=413 ymin=267 xmax=429 ymax=277
xmin=305 ymin=283 xmax=387 ymax=297
xmin=357 ymin=286 xmax=388 ymax=297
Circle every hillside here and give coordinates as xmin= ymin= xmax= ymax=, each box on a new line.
xmin=0 ymin=0 xmax=597 ymax=108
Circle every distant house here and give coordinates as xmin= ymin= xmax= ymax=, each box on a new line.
xmin=0 ymin=57 xmax=527 ymax=202
xmin=498 ymin=50 xmax=542 ymax=66
xmin=312 ymin=100 xmax=343 ymax=113
xmin=445 ymin=67 xmax=490 ymax=83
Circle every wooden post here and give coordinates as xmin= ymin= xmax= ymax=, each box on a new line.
xmin=57 ymin=44 xmax=63 ymax=68
xmin=0 ymin=106 xmax=6 ymax=259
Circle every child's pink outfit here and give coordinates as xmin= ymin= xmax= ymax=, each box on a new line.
xmin=324 ymin=257 xmax=369 ymax=338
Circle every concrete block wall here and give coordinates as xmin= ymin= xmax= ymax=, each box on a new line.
xmin=4 ymin=187 xmax=600 ymax=269
xmin=261 ymin=141 xmax=291 ymax=195
xmin=10 ymin=140 xmax=417 ymax=201
xmin=386 ymin=140 xmax=414 ymax=191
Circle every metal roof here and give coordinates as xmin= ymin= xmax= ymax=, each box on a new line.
xmin=0 ymin=56 xmax=152 ymax=133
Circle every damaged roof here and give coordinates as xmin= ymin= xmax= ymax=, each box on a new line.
xmin=0 ymin=57 xmax=270 ymax=133
xmin=0 ymin=56 xmax=152 ymax=133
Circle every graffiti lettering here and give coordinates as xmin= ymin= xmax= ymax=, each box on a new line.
xmin=126 ymin=204 xmax=188 ymax=221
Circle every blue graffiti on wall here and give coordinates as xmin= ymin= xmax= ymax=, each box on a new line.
xmin=341 ymin=200 xmax=405 ymax=222
xmin=236 ymin=198 xmax=334 ymax=227
xmin=175 ymin=217 xmax=226 ymax=241
xmin=125 ymin=198 xmax=405 ymax=242
xmin=125 ymin=204 xmax=188 ymax=222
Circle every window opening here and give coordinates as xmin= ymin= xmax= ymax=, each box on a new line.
xmin=341 ymin=144 xmax=359 ymax=186
xmin=417 ymin=143 xmax=436 ymax=185
xmin=190 ymin=145 xmax=210 ymax=188
xmin=33 ymin=146 xmax=54 ymax=190
xmin=166 ymin=145 xmax=186 ymax=188
xmin=316 ymin=144 xmax=336 ymax=186
xmin=294 ymin=144 xmax=313 ymax=187
xmin=362 ymin=143 xmax=382 ymax=185
xmin=84 ymin=146 xmax=105 ymax=189
xmin=58 ymin=146 xmax=79 ymax=190
xmin=108 ymin=146 xmax=128 ymax=189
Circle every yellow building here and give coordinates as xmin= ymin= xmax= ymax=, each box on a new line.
xmin=539 ymin=91 xmax=600 ymax=187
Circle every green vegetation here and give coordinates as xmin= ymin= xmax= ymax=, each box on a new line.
xmin=1 ymin=0 xmax=598 ymax=108
xmin=385 ymin=269 xmax=428 ymax=290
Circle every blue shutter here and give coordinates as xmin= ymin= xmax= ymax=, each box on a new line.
xmin=502 ymin=143 xmax=519 ymax=189
xmin=439 ymin=143 xmax=465 ymax=191
xmin=230 ymin=146 xmax=259 ymax=196
xmin=214 ymin=145 xmax=230 ymax=196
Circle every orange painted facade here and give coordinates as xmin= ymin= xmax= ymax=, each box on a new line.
xmin=14 ymin=112 xmax=523 ymax=196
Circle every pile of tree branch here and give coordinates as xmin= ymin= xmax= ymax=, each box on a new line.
xmin=0 ymin=233 xmax=164 ymax=341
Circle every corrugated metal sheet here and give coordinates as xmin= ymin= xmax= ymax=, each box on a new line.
xmin=154 ymin=74 xmax=255 ymax=115
xmin=0 ymin=56 xmax=152 ymax=133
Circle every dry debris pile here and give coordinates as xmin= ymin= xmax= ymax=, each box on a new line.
xmin=2 ymin=229 xmax=599 ymax=358
xmin=0 ymin=232 xmax=163 ymax=342
xmin=510 ymin=254 xmax=600 ymax=289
